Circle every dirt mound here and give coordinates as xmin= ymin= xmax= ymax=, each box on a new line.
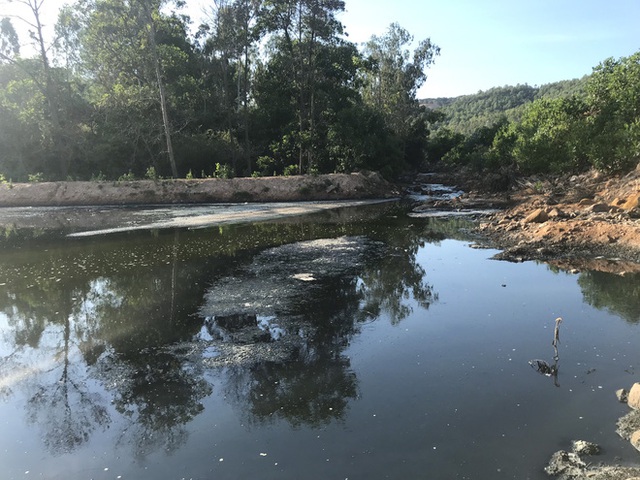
xmin=0 ymin=172 xmax=397 ymax=207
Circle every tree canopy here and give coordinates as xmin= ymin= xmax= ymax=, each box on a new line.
xmin=0 ymin=0 xmax=440 ymax=181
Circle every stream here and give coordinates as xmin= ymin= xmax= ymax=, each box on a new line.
xmin=0 ymin=190 xmax=639 ymax=479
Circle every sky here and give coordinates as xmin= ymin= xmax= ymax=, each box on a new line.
xmin=3 ymin=0 xmax=640 ymax=98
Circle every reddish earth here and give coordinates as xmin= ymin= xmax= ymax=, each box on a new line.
xmin=431 ymin=165 xmax=640 ymax=274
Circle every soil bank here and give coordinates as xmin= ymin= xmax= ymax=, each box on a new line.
xmin=0 ymin=172 xmax=396 ymax=207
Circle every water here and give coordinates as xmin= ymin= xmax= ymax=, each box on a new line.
xmin=0 ymin=203 xmax=639 ymax=480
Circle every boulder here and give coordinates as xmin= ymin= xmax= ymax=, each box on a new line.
xmin=632 ymin=430 xmax=640 ymax=453
xmin=523 ymin=208 xmax=549 ymax=224
xmin=617 ymin=388 xmax=629 ymax=403
xmin=545 ymin=450 xmax=586 ymax=477
xmin=629 ymin=383 xmax=640 ymax=410
xmin=571 ymin=440 xmax=600 ymax=456
xmin=591 ymin=203 xmax=615 ymax=213
xmin=622 ymin=192 xmax=640 ymax=211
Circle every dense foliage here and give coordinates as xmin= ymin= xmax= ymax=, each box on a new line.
xmin=425 ymin=53 xmax=640 ymax=179
xmin=0 ymin=0 xmax=440 ymax=181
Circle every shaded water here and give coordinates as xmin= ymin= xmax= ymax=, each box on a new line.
xmin=0 ymin=203 xmax=639 ymax=479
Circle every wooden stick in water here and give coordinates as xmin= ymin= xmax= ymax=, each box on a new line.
xmin=552 ymin=317 xmax=562 ymax=347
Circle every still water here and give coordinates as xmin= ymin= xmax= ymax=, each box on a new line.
xmin=0 ymin=203 xmax=639 ymax=480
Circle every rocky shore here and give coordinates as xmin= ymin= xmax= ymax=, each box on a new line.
xmin=412 ymin=165 xmax=640 ymax=274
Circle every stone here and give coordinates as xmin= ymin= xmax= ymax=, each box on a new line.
xmin=629 ymin=383 xmax=640 ymax=410
xmin=544 ymin=450 xmax=586 ymax=477
xmin=617 ymin=388 xmax=629 ymax=403
xmin=632 ymin=430 xmax=640 ymax=453
xmin=622 ymin=192 xmax=640 ymax=211
xmin=548 ymin=208 xmax=566 ymax=218
xmin=571 ymin=440 xmax=600 ymax=456
xmin=591 ymin=203 xmax=614 ymax=213
xmin=523 ymin=208 xmax=549 ymax=224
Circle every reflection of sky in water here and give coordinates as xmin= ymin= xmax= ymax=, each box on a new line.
xmin=257 ymin=316 xmax=285 ymax=341
xmin=0 ymin=220 xmax=639 ymax=479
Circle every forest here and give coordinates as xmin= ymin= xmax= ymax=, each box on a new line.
xmin=425 ymin=54 xmax=640 ymax=180
xmin=0 ymin=0 xmax=439 ymax=181
xmin=0 ymin=0 xmax=639 ymax=185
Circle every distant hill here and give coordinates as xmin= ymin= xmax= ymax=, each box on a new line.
xmin=421 ymin=77 xmax=588 ymax=134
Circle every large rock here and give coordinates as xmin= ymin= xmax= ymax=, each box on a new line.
xmin=629 ymin=383 xmax=640 ymax=410
xmin=523 ymin=208 xmax=549 ymax=224
xmin=632 ymin=430 xmax=640 ymax=453
xmin=622 ymin=192 xmax=640 ymax=211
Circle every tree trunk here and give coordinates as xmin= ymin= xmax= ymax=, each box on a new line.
xmin=143 ymin=1 xmax=178 ymax=178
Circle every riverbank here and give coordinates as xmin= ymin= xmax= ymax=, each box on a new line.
xmin=0 ymin=171 xmax=397 ymax=207
xmin=415 ymin=166 xmax=640 ymax=274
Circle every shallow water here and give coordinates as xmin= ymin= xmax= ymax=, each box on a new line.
xmin=0 ymin=203 xmax=639 ymax=480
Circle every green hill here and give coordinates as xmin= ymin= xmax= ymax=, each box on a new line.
xmin=421 ymin=77 xmax=588 ymax=134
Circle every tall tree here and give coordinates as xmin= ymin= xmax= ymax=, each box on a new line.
xmin=0 ymin=0 xmax=72 ymax=178
xmin=64 ymin=0 xmax=193 ymax=177
xmin=361 ymin=23 xmax=439 ymax=168
xmin=258 ymin=0 xmax=347 ymax=174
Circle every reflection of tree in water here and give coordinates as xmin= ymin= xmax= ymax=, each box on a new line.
xmin=220 ymin=275 xmax=364 ymax=427
xmin=0 ymin=230 xmax=214 ymax=456
xmin=25 ymin=313 xmax=110 ymax=455
xmin=0 ymin=209 xmax=447 ymax=452
xmin=97 ymin=350 xmax=212 ymax=458
xmin=0 ymin=272 xmax=111 ymax=455
xmin=578 ymin=271 xmax=640 ymax=323
xmin=206 ymin=233 xmax=437 ymax=426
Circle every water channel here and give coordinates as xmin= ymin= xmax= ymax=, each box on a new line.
xmin=0 ymin=200 xmax=639 ymax=479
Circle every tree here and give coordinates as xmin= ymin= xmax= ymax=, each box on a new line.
xmin=0 ymin=0 xmax=74 ymax=178
xmin=199 ymin=0 xmax=262 ymax=175
xmin=256 ymin=0 xmax=349 ymax=174
xmin=361 ymin=23 xmax=439 ymax=169
xmin=586 ymin=52 xmax=640 ymax=172
xmin=507 ymin=96 xmax=589 ymax=173
xmin=63 ymin=0 xmax=197 ymax=177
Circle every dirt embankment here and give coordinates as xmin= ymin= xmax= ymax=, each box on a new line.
xmin=0 ymin=172 xmax=397 ymax=207
xmin=425 ymin=165 xmax=640 ymax=273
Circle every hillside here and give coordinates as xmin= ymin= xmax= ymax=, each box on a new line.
xmin=421 ymin=77 xmax=588 ymax=134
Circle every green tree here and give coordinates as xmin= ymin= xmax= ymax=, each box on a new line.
xmin=63 ymin=0 xmax=200 ymax=177
xmin=0 ymin=0 xmax=83 ymax=179
xmin=507 ymin=96 xmax=589 ymax=174
xmin=256 ymin=0 xmax=350 ymax=174
xmin=361 ymin=23 xmax=439 ymax=169
xmin=586 ymin=52 xmax=640 ymax=172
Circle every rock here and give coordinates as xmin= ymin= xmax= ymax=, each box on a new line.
xmin=617 ymin=388 xmax=629 ymax=403
xmin=629 ymin=383 xmax=640 ymax=410
xmin=578 ymin=198 xmax=594 ymax=206
xmin=622 ymin=192 xmax=640 ymax=211
xmin=632 ymin=430 xmax=640 ymax=453
xmin=545 ymin=450 xmax=586 ymax=477
xmin=548 ymin=208 xmax=566 ymax=218
xmin=591 ymin=203 xmax=614 ymax=213
xmin=571 ymin=440 xmax=600 ymax=456
xmin=523 ymin=208 xmax=549 ymax=224
xmin=616 ymin=409 xmax=640 ymax=439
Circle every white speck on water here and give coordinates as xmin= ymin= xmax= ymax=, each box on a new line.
xmin=260 ymin=453 xmax=267 ymax=457
xmin=104 ymin=467 xmax=109 ymax=471
xmin=219 ymin=458 xmax=224 ymax=462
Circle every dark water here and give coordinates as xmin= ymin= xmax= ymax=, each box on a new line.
xmin=0 ymin=203 xmax=639 ymax=480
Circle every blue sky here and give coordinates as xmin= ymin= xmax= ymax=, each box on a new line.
xmin=338 ymin=0 xmax=640 ymax=97
xmin=5 ymin=0 xmax=640 ymax=98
